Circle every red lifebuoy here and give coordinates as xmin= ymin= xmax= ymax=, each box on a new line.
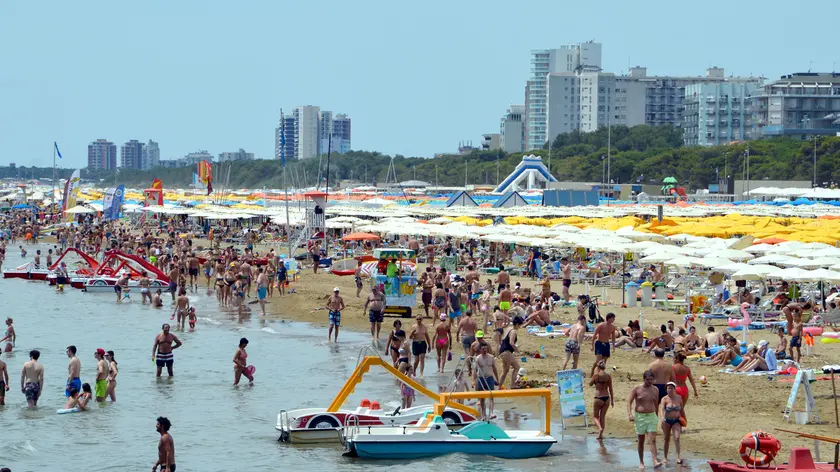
xmin=738 ymin=431 xmax=780 ymax=467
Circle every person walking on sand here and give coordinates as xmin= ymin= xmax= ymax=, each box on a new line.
xmin=94 ymin=348 xmax=109 ymax=402
xmin=589 ymin=360 xmax=614 ymax=440
xmin=21 ymin=349 xmax=44 ymax=407
xmin=563 ymin=315 xmax=586 ymax=370
xmin=409 ymin=315 xmax=431 ymax=378
xmin=432 ymin=314 xmax=451 ymax=374
xmin=233 ymin=337 xmax=254 ymax=386
xmin=255 ymin=267 xmax=268 ymax=316
xmin=354 ymin=259 xmax=364 ymax=298
xmin=153 ymin=324 xmax=182 ymax=377
xmin=326 ymin=287 xmax=345 ymax=343
xmin=591 ymin=313 xmax=616 ymax=377
xmin=153 ymin=417 xmax=176 ymax=472
xmin=364 ymin=285 xmax=385 ymax=344
xmin=660 ymin=382 xmax=685 ymax=465
xmin=65 ymin=345 xmax=81 ymax=398
xmin=456 ymin=310 xmax=477 ymax=357
xmin=105 ymin=350 xmax=118 ymax=402
xmin=628 ymin=369 xmax=663 ymax=469
xmin=649 ymin=349 xmax=675 ymax=405
xmin=561 ymin=257 xmax=572 ymax=303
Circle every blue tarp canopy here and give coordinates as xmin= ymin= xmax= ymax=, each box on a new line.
xmin=11 ymin=204 xmax=32 ymax=209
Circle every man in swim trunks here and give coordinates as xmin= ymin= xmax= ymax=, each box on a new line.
xmin=561 ymin=257 xmax=572 ymax=303
xmin=563 ymin=315 xmax=587 ymax=370
xmin=276 ymin=260 xmax=287 ymax=296
xmin=409 ymin=315 xmax=431 ymax=378
xmin=187 ymin=252 xmax=200 ymax=292
xmin=627 ymin=369 xmax=663 ymax=469
xmin=153 ymin=324 xmax=182 ymax=377
xmin=65 ymin=345 xmax=81 ymax=398
xmin=473 ymin=343 xmax=499 ymax=420
xmin=173 ymin=288 xmax=190 ymax=330
xmin=456 ymin=310 xmax=477 ymax=356
xmin=498 ymin=284 xmax=512 ymax=312
xmin=310 ymin=241 xmax=321 ymax=274
xmin=420 ymin=267 xmax=434 ymax=317
xmin=153 ymin=416 xmax=176 ymax=472
xmin=94 ymin=348 xmax=109 ymax=402
xmin=255 ymin=267 xmax=268 ymax=316
xmin=648 ymin=349 xmax=674 ymax=404
xmin=591 ymin=312 xmax=616 ymax=376
xmin=326 ymin=287 xmax=345 ymax=343
xmin=21 ymin=349 xmax=44 ymax=407
xmin=364 ymin=285 xmax=386 ymax=344
xmin=167 ymin=264 xmax=179 ymax=301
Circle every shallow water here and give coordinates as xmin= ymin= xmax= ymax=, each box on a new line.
xmin=0 ymin=245 xmax=703 ymax=471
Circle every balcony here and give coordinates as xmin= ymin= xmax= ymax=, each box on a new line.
xmin=706 ymin=96 xmax=716 ymax=102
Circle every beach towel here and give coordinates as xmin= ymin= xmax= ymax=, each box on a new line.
xmin=718 ymin=369 xmax=783 ymax=376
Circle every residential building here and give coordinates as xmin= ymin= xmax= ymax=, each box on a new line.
xmin=218 ymin=148 xmax=254 ymax=162
xmin=629 ymin=66 xmax=763 ymax=129
xmin=500 ymin=105 xmax=525 ymax=153
xmin=120 ymin=139 xmax=144 ymax=169
xmin=318 ymin=110 xmax=333 ymax=155
xmin=332 ymin=113 xmax=352 ymax=154
xmin=87 ymin=139 xmax=117 ymax=170
xmin=296 ymin=106 xmax=320 ymax=160
xmin=546 ymin=70 xmax=646 ymax=140
xmin=141 ymin=140 xmax=160 ymax=169
xmin=158 ymin=159 xmax=182 ymax=169
xmin=683 ymin=82 xmax=759 ymax=146
xmin=747 ymin=72 xmax=840 ymax=140
xmin=481 ymin=133 xmax=501 ymax=150
xmin=275 ymin=111 xmax=297 ymax=162
xmin=525 ymin=41 xmax=602 ymax=150
xmin=182 ymin=150 xmax=214 ymax=166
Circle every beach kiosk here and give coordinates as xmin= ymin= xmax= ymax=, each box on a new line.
xmin=372 ymin=248 xmax=417 ymax=318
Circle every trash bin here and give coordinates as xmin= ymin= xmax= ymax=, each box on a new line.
xmin=640 ymin=281 xmax=654 ymax=307
xmin=654 ymin=282 xmax=667 ymax=306
xmin=625 ymin=282 xmax=639 ymax=308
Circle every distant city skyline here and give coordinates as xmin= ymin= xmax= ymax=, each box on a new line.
xmin=1 ymin=0 xmax=837 ymax=168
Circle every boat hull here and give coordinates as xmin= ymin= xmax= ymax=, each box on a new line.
xmin=83 ymin=278 xmax=167 ymax=293
xmin=709 ymin=461 xmax=834 ymax=472
xmin=350 ymin=438 xmax=555 ymax=459
xmin=3 ymin=270 xmax=48 ymax=280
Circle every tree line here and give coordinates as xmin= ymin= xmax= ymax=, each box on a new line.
xmin=4 ymin=125 xmax=840 ymax=190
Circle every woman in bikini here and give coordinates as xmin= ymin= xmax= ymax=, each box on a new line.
xmin=233 ymin=337 xmax=253 ymax=386
xmin=432 ymin=314 xmax=451 ymax=374
xmin=223 ymin=267 xmax=236 ymax=307
xmin=105 ymin=350 xmax=118 ymax=402
xmin=397 ymin=338 xmax=411 ymax=374
xmin=432 ymin=283 xmax=447 ymax=319
xmin=660 ymin=382 xmax=685 ymax=465
xmin=589 ymin=360 xmax=613 ymax=440
xmin=2 ymin=317 xmax=15 ymax=352
xmin=385 ymin=320 xmax=406 ymax=367
xmin=672 ymin=353 xmax=698 ymax=417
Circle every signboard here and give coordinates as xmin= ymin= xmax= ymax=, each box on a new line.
xmin=556 ymin=369 xmax=587 ymax=425
xmin=375 ymin=275 xmax=417 ymax=308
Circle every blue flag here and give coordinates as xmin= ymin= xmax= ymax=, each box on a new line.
xmin=54 ymin=142 xmax=63 ymax=159
xmin=102 ymin=185 xmax=125 ymax=221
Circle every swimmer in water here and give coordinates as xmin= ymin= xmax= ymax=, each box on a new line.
xmin=64 ymin=383 xmax=92 ymax=411
xmin=152 ymin=289 xmax=164 ymax=308
xmin=233 ymin=337 xmax=253 ymax=386
xmin=188 ymin=307 xmax=196 ymax=330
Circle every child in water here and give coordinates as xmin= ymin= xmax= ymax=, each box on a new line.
xmin=64 ymin=383 xmax=92 ymax=411
xmin=188 ymin=307 xmax=197 ymax=330
xmin=452 ymin=368 xmax=471 ymax=404
xmin=401 ymin=365 xmax=416 ymax=408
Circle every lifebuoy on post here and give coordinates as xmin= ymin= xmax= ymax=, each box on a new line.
xmin=738 ymin=431 xmax=780 ymax=467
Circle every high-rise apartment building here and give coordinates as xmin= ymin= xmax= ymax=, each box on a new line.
xmin=295 ymin=106 xmax=320 ymax=160
xmin=525 ymin=41 xmax=602 ymax=150
xmin=87 ymin=139 xmax=117 ymax=170
xmin=275 ymin=107 xmax=351 ymax=161
xmin=120 ymin=139 xmax=144 ymax=169
xmin=747 ymin=72 xmax=840 ymax=140
xmin=218 ymin=148 xmax=255 ymax=162
xmin=182 ymin=150 xmax=214 ymax=166
xmin=141 ymin=140 xmax=160 ymax=169
xmin=683 ymin=82 xmax=759 ymax=146
xmin=500 ymin=105 xmax=525 ymax=153
xmin=628 ymin=66 xmax=763 ymax=129
xmin=546 ymin=71 xmax=646 ymax=140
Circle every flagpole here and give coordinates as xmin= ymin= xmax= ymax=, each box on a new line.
xmin=284 ymin=165 xmax=291 ymax=258
xmin=52 ymin=143 xmax=56 ymax=220
xmin=323 ymin=133 xmax=332 ymax=258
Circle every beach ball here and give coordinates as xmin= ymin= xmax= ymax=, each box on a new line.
xmin=699 ymin=375 xmax=707 ymax=385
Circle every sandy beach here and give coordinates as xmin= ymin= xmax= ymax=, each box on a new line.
xmin=254 ymin=255 xmax=840 ymax=462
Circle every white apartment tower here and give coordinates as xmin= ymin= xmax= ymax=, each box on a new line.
xmin=500 ymin=105 xmax=525 ymax=153
xmin=295 ymin=105 xmax=320 ymax=160
xmin=525 ymin=41 xmax=602 ymax=150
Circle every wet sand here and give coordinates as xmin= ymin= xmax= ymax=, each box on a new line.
xmin=257 ymin=257 xmax=840 ymax=462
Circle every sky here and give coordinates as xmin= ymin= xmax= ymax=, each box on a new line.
xmin=1 ymin=0 xmax=838 ymax=168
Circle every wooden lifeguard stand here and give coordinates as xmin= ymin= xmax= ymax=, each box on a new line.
xmin=143 ymin=188 xmax=163 ymax=207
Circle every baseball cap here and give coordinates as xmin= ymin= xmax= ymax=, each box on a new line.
xmin=758 ymin=340 xmax=769 ymax=347
xmin=666 ymin=381 xmax=677 ymax=388
xmin=95 ymin=348 xmax=106 ymax=356
xmin=333 ymin=287 xmax=340 ymax=292
xmin=475 ymin=330 xmax=484 ymax=338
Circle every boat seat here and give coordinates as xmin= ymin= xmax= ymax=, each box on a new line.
xmin=787 ymin=447 xmax=816 ymax=469
xmin=456 ymin=422 xmax=510 ymax=440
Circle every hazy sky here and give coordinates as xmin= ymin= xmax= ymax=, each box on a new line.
xmin=2 ymin=0 xmax=837 ymax=168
